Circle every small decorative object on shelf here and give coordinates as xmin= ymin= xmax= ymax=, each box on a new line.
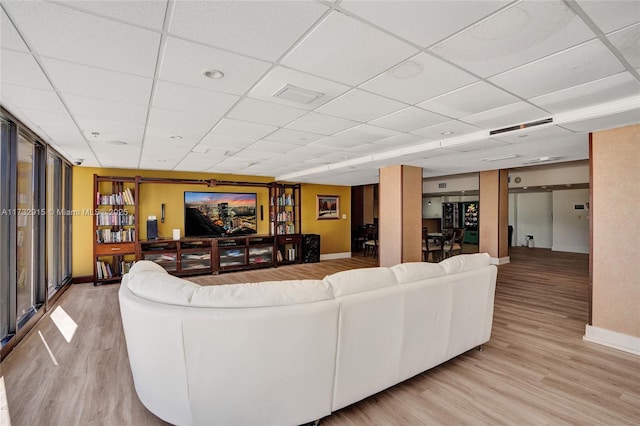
xmin=93 ymin=175 xmax=140 ymax=285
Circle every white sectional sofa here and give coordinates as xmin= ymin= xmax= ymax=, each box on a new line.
xmin=119 ymin=253 xmax=497 ymax=426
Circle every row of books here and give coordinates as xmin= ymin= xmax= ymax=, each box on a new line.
xmin=276 ymin=248 xmax=297 ymax=262
xmin=97 ymin=188 xmax=135 ymax=206
xmin=96 ymin=212 xmax=135 ymax=226
xmin=96 ymin=259 xmax=135 ymax=280
xmin=274 ymin=211 xmax=295 ymax=222
xmin=271 ymin=193 xmax=295 ymax=206
xmin=276 ymin=223 xmax=297 ymax=234
xmin=96 ymin=228 xmax=135 ymax=243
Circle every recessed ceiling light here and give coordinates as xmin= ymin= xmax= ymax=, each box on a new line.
xmin=106 ymin=140 xmax=127 ymax=145
xmin=202 ymin=69 xmax=224 ymax=79
xmin=440 ymin=131 xmax=454 ymax=136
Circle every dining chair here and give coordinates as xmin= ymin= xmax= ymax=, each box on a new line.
xmin=363 ymin=227 xmax=378 ymax=258
xmin=422 ymin=227 xmax=443 ymax=262
xmin=443 ymin=228 xmax=464 ymax=258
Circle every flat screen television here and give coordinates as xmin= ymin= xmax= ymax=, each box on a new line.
xmin=184 ymin=191 xmax=257 ymax=238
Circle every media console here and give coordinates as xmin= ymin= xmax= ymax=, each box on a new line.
xmin=139 ymin=235 xmax=299 ymax=276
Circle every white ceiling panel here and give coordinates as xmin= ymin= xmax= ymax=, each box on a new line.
xmin=370 ymin=106 xmax=449 ymax=132
xmin=311 ymin=136 xmax=369 ymax=150
xmin=175 ymin=150 xmax=230 ymax=173
xmin=209 ymin=118 xmax=277 ymax=140
xmin=607 ymin=24 xmax=640 ymax=68
xmin=371 ymin=133 xmax=425 ymax=149
xmin=576 ymin=0 xmax=640 ymax=33
xmin=74 ymin=116 xmax=145 ymax=146
xmin=316 ymin=89 xmax=406 ymax=122
xmin=340 ymin=0 xmax=509 ymax=48
xmin=169 ymin=1 xmax=328 ymax=62
xmin=1 ymin=9 xmax=28 ymax=51
xmin=530 ymin=72 xmax=640 ymax=113
xmin=147 ymin=107 xmax=218 ymax=142
xmin=139 ymin=141 xmax=193 ymax=170
xmin=411 ymin=120 xmax=482 ymax=139
xmin=263 ymin=128 xmax=324 ymax=145
xmin=462 ymin=101 xmax=549 ymax=130
xmin=281 ymin=11 xmax=418 ymax=85
xmin=90 ymin=141 xmax=141 ymax=168
xmin=248 ymin=66 xmax=350 ymax=110
xmin=559 ymin=108 xmax=640 ymax=132
xmin=334 ymin=124 xmax=400 ymax=143
xmin=441 ymin=138 xmax=511 ymax=152
xmin=56 ymin=0 xmax=168 ymax=31
xmin=361 ymin=53 xmax=478 ymax=104
xmin=489 ymin=39 xmax=626 ymax=99
xmin=159 ymin=37 xmax=271 ymax=95
xmin=64 ymin=94 xmax=148 ymax=126
xmin=199 ymin=133 xmax=260 ymax=152
xmin=417 ymin=81 xmax=520 ymax=119
xmin=286 ymin=112 xmax=358 ymax=135
xmin=41 ymin=57 xmax=153 ymax=105
xmin=491 ymin=125 xmax=578 ymax=144
xmin=226 ymin=97 xmax=307 ymax=127
xmin=14 ymin=107 xmax=84 ymax=144
xmin=152 ymin=80 xmax=239 ymax=116
xmin=431 ymin=0 xmax=596 ymax=78
xmin=0 ymin=83 xmax=64 ymax=113
xmin=0 ymin=49 xmax=52 ymax=90
xmin=3 ymin=1 xmax=160 ymax=76
xmin=242 ymin=140 xmax=301 ymax=155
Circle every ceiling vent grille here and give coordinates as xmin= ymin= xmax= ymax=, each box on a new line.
xmin=273 ymin=84 xmax=324 ymax=104
xmin=489 ymin=118 xmax=553 ymax=136
xmin=438 ymin=183 xmax=447 ymax=189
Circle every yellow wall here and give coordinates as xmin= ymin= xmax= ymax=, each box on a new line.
xmin=300 ymin=184 xmax=351 ymax=255
xmin=72 ymin=168 xmax=350 ymax=277
xmin=591 ymin=124 xmax=640 ymax=338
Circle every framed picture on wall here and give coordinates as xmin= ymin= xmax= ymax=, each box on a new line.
xmin=316 ymin=195 xmax=340 ymax=220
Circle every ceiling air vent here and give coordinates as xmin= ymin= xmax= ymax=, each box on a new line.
xmin=489 ymin=118 xmax=553 ymax=136
xmin=273 ymin=84 xmax=324 ymax=104
xmin=438 ymin=183 xmax=447 ymax=189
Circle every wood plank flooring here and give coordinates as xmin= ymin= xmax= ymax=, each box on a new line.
xmin=1 ymin=248 xmax=639 ymax=425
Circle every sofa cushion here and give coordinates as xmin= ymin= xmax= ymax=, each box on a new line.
xmin=189 ymin=280 xmax=333 ymax=308
xmin=126 ymin=270 xmax=201 ymax=306
xmin=439 ymin=253 xmax=491 ymax=275
xmin=129 ymin=259 xmax=168 ymax=275
xmin=391 ymin=262 xmax=446 ymax=284
xmin=324 ymin=267 xmax=398 ymax=297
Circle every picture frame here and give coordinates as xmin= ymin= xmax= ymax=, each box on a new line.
xmin=316 ymin=195 xmax=340 ymax=220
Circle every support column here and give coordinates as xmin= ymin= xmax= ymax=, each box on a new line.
xmin=363 ymin=184 xmax=375 ymax=225
xmin=379 ymin=165 xmax=423 ymax=267
xmin=479 ymin=169 xmax=510 ymax=264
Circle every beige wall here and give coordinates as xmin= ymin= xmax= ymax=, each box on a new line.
xmin=591 ymin=124 xmax=640 ymax=338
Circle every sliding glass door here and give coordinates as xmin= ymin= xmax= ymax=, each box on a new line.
xmin=46 ymin=154 xmax=72 ymax=299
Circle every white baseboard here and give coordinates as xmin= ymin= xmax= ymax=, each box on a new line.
xmin=552 ymin=245 xmax=589 ymax=254
xmin=583 ymin=325 xmax=640 ymax=355
xmin=490 ymin=256 xmax=510 ymax=265
xmin=320 ymin=252 xmax=352 ymax=261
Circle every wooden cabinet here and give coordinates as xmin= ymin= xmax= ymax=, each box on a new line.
xmin=93 ymin=175 xmax=139 ymax=285
xmin=139 ymin=239 xmax=212 ymax=275
xmin=270 ymin=183 xmax=302 ymax=265
xmin=213 ymin=235 xmax=275 ymax=272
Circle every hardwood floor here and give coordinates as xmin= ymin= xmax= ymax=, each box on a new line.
xmin=1 ymin=248 xmax=639 ymax=425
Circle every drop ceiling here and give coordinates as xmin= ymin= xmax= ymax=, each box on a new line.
xmin=0 ymin=0 xmax=638 ymax=186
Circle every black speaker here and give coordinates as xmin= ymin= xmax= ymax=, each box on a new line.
xmin=147 ymin=218 xmax=158 ymax=240
xmin=302 ymin=234 xmax=320 ymax=263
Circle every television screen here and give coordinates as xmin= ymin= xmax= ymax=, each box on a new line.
xmin=184 ymin=191 xmax=257 ymax=238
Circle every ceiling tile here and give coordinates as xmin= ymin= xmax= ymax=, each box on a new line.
xmin=417 ymin=81 xmax=520 ymax=118
xmin=441 ymin=138 xmax=510 ymax=152
xmin=41 ymin=57 xmax=153 ymax=105
xmin=0 ymin=49 xmax=52 ymax=90
xmin=176 ymin=150 xmax=228 ymax=172
xmin=147 ymin=107 xmax=218 ymax=142
xmin=199 ymin=134 xmax=259 ymax=152
xmin=56 ymin=0 xmax=168 ymax=30
xmin=281 ymin=11 xmax=418 ymax=85
xmin=1 ymin=9 xmax=29 ymax=51
xmin=153 ymin=80 xmax=239 ymax=116
xmin=63 ymin=93 xmax=148 ymax=125
xmin=361 ymin=52 xmax=478 ymax=104
xmin=576 ymin=0 xmax=640 ymax=33
xmin=226 ymin=97 xmax=307 ymax=127
xmin=334 ymin=124 xmax=400 ymax=143
xmin=3 ymin=1 xmax=160 ymax=76
xmin=559 ymin=108 xmax=640 ymax=132
xmin=431 ymin=0 xmax=596 ymax=77
xmin=169 ymin=1 xmax=327 ymax=62
xmin=286 ymin=112 xmax=358 ymax=135
xmin=461 ymin=101 xmax=549 ymax=129
xmin=159 ymin=37 xmax=272 ymax=96
xmin=530 ymin=72 xmax=640 ymax=113
xmin=74 ymin=115 xmax=145 ymax=146
xmin=411 ymin=120 xmax=483 ymax=139
xmin=370 ymin=106 xmax=449 ymax=132
xmin=607 ymin=24 xmax=640 ymax=68
xmin=316 ymin=89 xmax=407 ymax=122
xmin=311 ymin=136 xmax=368 ymax=150
xmin=340 ymin=0 xmax=509 ymax=48
xmin=241 ymin=140 xmax=301 ymax=155
xmin=0 ymin=83 xmax=64 ymax=113
xmin=490 ymin=125 xmax=576 ymax=144
xmin=489 ymin=39 xmax=627 ymax=99
xmin=14 ymin=107 xmax=83 ymax=145
xmin=210 ymin=118 xmax=277 ymax=140
xmin=90 ymin=141 xmax=141 ymax=168
xmin=263 ymin=128 xmax=324 ymax=145
xmin=371 ymin=133 xmax=425 ymax=148
xmin=248 ymin=66 xmax=350 ymax=110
